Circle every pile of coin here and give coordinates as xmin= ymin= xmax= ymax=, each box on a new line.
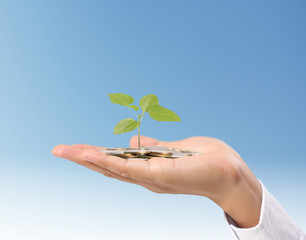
xmin=99 ymin=146 xmax=201 ymax=160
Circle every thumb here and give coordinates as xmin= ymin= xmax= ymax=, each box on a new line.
xmin=129 ymin=135 xmax=162 ymax=148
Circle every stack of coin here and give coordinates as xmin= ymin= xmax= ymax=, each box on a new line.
xmin=99 ymin=146 xmax=201 ymax=160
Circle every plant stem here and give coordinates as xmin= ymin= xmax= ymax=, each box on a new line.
xmin=137 ymin=124 xmax=140 ymax=149
xmin=128 ymin=107 xmax=140 ymax=149
xmin=137 ymin=115 xmax=142 ymax=149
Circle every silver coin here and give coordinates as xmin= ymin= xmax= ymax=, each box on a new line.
xmin=170 ymin=152 xmax=190 ymax=158
xmin=124 ymin=149 xmax=150 ymax=154
xmin=99 ymin=146 xmax=201 ymax=159
xmin=101 ymin=150 xmax=125 ymax=155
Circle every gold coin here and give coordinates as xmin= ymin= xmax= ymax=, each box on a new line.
xmin=136 ymin=154 xmax=152 ymax=158
xmin=112 ymin=153 xmax=138 ymax=158
xmin=147 ymin=152 xmax=172 ymax=157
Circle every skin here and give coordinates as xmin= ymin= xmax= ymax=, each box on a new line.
xmin=52 ymin=135 xmax=262 ymax=228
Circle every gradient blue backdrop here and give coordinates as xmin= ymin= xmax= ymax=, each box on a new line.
xmin=1 ymin=1 xmax=305 ymax=239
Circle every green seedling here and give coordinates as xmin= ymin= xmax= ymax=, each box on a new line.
xmin=108 ymin=93 xmax=181 ymax=149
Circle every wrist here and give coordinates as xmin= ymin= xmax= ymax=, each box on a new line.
xmin=219 ymin=167 xmax=262 ymax=228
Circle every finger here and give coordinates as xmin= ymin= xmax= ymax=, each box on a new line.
xmin=129 ymin=135 xmax=159 ymax=147
xmin=52 ymin=144 xmax=92 ymax=165
xmin=52 ymin=144 xmax=152 ymax=181
xmin=129 ymin=135 xmax=181 ymax=148
xmin=52 ymin=145 xmax=165 ymax=192
xmin=81 ymin=148 xmax=154 ymax=182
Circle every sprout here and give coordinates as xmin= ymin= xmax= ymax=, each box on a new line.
xmin=108 ymin=93 xmax=181 ymax=149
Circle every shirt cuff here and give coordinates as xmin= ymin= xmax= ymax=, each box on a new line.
xmin=224 ymin=180 xmax=304 ymax=240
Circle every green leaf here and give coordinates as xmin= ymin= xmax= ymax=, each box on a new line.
xmin=108 ymin=93 xmax=134 ymax=106
xmin=128 ymin=105 xmax=139 ymax=111
xmin=147 ymin=104 xmax=181 ymax=121
xmin=114 ymin=118 xmax=138 ymax=134
xmin=139 ymin=94 xmax=159 ymax=113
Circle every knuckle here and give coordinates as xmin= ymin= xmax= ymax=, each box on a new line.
xmin=120 ymin=171 xmax=128 ymax=177
xmin=103 ymin=172 xmax=113 ymax=178
xmin=119 ymin=160 xmax=129 ymax=177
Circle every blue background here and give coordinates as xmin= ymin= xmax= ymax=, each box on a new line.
xmin=1 ymin=1 xmax=305 ymax=239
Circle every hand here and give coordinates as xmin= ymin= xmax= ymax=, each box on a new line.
xmin=52 ymin=135 xmax=262 ymax=228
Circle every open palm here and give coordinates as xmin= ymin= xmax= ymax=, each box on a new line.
xmin=52 ymin=135 xmax=243 ymax=203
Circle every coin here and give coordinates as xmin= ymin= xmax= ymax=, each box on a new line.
xmin=124 ymin=149 xmax=150 ymax=154
xmin=147 ymin=152 xmax=173 ymax=157
xmin=126 ymin=158 xmax=150 ymax=160
xmin=113 ymin=153 xmax=138 ymax=158
xmin=99 ymin=146 xmax=201 ymax=160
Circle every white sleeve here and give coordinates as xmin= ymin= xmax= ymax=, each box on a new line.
xmin=224 ymin=180 xmax=306 ymax=240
